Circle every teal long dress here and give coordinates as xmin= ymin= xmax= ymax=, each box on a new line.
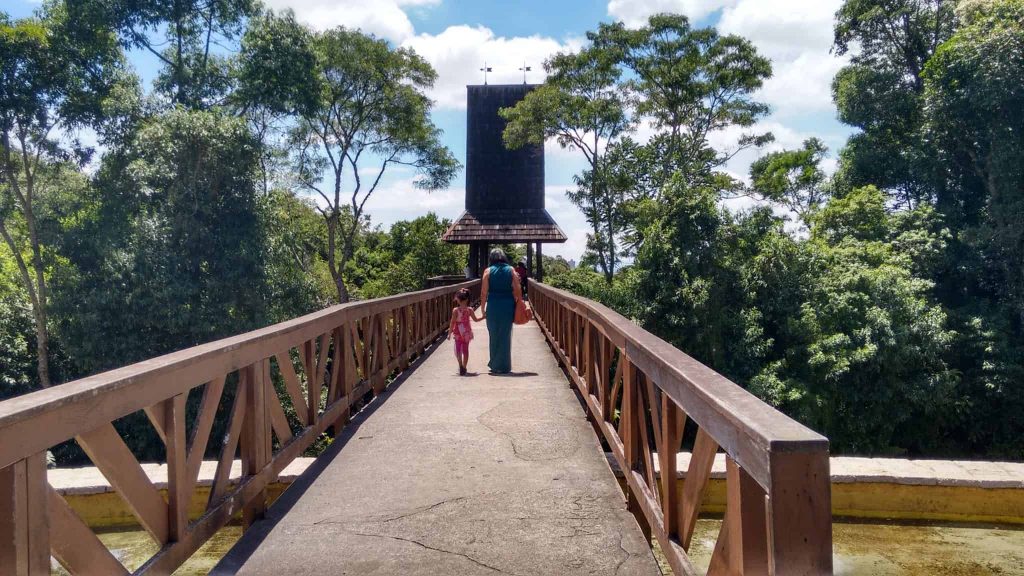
xmin=486 ymin=264 xmax=515 ymax=373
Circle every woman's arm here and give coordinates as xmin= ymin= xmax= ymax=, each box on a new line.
xmin=511 ymin=270 xmax=523 ymax=301
xmin=479 ymin=269 xmax=490 ymax=317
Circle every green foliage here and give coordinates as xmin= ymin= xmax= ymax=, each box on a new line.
xmin=69 ymin=0 xmax=259 ymax=106
xmin=239 ymin=17 xmax=459 ymax=302
xmin=624 ymin=180 xmax=958 ymax=453
xmin=0 ymin=4 xmax=130 ymax=387
xmin=549 ymin=266 xmax=640 ymax=321
xmin=234 ymin=10 xmax=317 ymax=115
xmin=924 ymin=0 xmax=1024 ymax=312
xmin=775 ymin=187 xmax=955 ymax=453
xmin=52 ymin=108 xmax=271 ymax=374
xmin=261 ymin=188 xmax=334 ymax=319
xmin=830 ymin=0 xmax=957 ymax=206
xmin=355 ymin=213 xmax=466 ymax=299
xmin=749 ymin=138 xmax=829 ymax=219
xmin=617 ymin=13 xmax=772 ymax=169
xmin=0 ymin=252 xmax=36 ymax=399
xmin=503 ymin=13 xmax=772 ymax=284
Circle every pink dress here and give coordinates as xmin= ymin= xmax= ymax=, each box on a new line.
xmin=453 ymin=306 xmax=473 ymax=356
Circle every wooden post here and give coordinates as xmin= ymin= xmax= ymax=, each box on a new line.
xmin=709 ymin=458 xmax=769 ymax=576
xmin=339 ymin=324 xmax=355 ymax=426
xmin=241 ymin=362 xmax=269 ymax=527
xmin=0 ymin=453 xmax=49 ymax=576
xmin=661 ymin=399 xmax=682 ymax=540
xmin=767 ymin=451 xmax=832 ymax=575
xmin=535 ymin=242 xmax=543 ymax=282
xmin=165 ymin=394 xmax=189 ymax=542
xmin=620 ymin=356 xmax=651 ymax=543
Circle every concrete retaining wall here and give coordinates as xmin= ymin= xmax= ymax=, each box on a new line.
xmin=606 ymin=453 xmax=1024 ymax=525
xmin=50 ymin=455 xmax=1024 ymax=528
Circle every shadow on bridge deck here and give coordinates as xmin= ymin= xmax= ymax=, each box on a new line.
xmin=213 ymin=321 xmax=659 ymax=575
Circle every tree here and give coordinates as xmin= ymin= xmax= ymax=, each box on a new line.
xmin=357 ymin=213 xmax=466 ymax=299
xmin=749 ymin=138 xmax=830 ymax=221
xmin=771 ymin=186 xmax=955 ymax=453
xmin=53 ymin=108 xmax=271 ymax=375
xmin=233 ymin=10 xmax=319 ymax=194
xmin=70 ymin=0 xmax=259 ymax=107
xmin=501 ymin=40 xmax=632 ymax=283
xmin=0 ymin=250 xmax=39 ymax=399
xmin=0 ymin=6 xmax=126 ymax=387
xmin=261 ymin=188 xmax=335 ymax=320
xmin=924 ymin=0 xmax=1024 ymax=317
xmin=240 ymin=18 xmax=459 ymax=302
xmin=615 ymin=14 xmax=773 ymax=192
xmin=831 ymin=0 xmax=957 ymax=207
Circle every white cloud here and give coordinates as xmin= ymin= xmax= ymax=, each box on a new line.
xmin=360 ymin=176 xmax=463 ymax=229
xmin=717 ymin=0 xmax=847 ymax=117
xmin=608 ymin=0 xmax=737 ymax=25
xmin=263 ymin=0 xmax=440 ymax=43
xmin=717 ymin=0 xmax=837 ymax=60
xmin=758 ymin=51 xmax=846 ymax=117
xmin=402 ymin=25 xmax=575 ymax=110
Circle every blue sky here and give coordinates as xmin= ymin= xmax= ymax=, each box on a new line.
xmin=9 ymin=0 xmax=853 ymax=260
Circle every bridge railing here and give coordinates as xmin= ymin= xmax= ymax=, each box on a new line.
xmin=0 ymin=280 xmax=479 ymax=575
xmin=529 ymin=280 xmax=832 ymax=576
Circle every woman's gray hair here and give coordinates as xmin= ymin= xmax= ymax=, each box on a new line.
xmin=488 ymin=248 xmax=508 ymax=266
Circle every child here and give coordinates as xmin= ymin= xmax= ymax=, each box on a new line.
xmin=448 ymin=288 xmax=482 ymax=375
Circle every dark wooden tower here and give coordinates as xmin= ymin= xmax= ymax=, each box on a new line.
xmin=442 ymin=84 xmax=566 ymax=279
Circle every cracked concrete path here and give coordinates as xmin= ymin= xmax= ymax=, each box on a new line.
xmin=213 ymin=321 xmax=659 ymax=575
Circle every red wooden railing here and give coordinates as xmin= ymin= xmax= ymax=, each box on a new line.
xmin=0 ymin=281 xmax=478 ymax=575
xmin=530 ymin=280 xmax=833 ymax=576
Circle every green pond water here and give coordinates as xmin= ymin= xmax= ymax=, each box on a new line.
xmin=682 ymin=519 xmax=1024 ymax=576
xmin=59 ymin=520 xmax=1023 ymax=575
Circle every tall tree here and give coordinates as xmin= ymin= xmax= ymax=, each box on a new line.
xmin=615 ymin=14 xmax=773 ymax=193
xmin=831 ymin=0 xmax=958 ymax=207
xmin=0 ymin=6 xmax=126 ymax=387
xmin=501 ymin=41 xmax=632 ymax=283
xmin=70 ymin=0 xmax=259 ymax=107
xmin=924 ymin=0 xmax=1024 ymax=317
xmin=240 ymin=17 xmax=459 ymax=302
xmin=54 ymin=108 xmax=271 ymax=375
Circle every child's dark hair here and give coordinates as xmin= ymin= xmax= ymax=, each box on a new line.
xmin=454 ymin=288 xmax=472 ymax=304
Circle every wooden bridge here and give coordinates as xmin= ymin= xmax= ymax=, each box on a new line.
xmin=0 ymin=280 xmax=832 ymax=575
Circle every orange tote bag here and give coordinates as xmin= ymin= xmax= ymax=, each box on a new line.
xmin=514 ymin=298 xmax=533 ymax=325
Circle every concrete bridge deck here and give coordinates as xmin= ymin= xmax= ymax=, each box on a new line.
xmin=213 ymin=321 xmax=660 ymax=575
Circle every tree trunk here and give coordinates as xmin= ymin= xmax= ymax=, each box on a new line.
xmin=32 ymin=307 xmax=51 ymax=388
xmin=335 ymin=276 xmax=350 ymax=304
xmin=0 ymin=217 xmax=52 ymax=389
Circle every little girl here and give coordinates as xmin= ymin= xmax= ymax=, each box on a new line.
xmin=448 ymin=288 xmax=482 ymax=375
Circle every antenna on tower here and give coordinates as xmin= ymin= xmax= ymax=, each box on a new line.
xmin=479 ymin=62 xmax=493 ymax=85
xmin=519 ymin=62 xmax=532 ymax=84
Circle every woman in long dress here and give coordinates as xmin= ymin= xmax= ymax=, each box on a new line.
xmin=480 ymin=248 xmax=522 ymax=374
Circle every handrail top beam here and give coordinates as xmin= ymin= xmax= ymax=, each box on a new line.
xmin=0 ymin=281 xmax=478 ymax=441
